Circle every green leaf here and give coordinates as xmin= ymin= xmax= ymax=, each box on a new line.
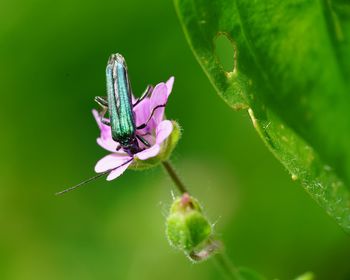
xmin=175 ymin=0 xmax=350 ymax=232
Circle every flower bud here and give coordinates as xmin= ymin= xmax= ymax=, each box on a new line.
xmin=166 ymin=193 xmax=212 ymax=253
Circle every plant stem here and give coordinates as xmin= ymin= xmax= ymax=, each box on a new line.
xmin=162 ymin=160 xmax=188 ymax=194
xmin=214 ymin=251 xmax=239 ymax=280
xmin=162 ymin=160 xmax=239 ymax=280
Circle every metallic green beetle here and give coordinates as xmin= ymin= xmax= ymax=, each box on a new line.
xmin=95 ymin=53 xmax=156 ymax=156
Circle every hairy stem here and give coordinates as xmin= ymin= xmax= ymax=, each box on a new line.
xmin=162 ymin=160 xmax=188 ymax=194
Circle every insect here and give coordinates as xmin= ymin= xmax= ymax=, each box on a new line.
xmin=56 ymin=53 xmax=166 ymax=195
xmin=94 ymin=53 xmax=156 ymax=156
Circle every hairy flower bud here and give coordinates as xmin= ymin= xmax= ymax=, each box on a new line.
xmin=166 ymin=193 xmax=212 ymax=254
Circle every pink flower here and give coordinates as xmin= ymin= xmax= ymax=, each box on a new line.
xmin=92 ymin=77 xmax=175 ymax=181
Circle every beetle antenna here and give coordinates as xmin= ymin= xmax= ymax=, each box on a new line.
xmin=55 ymin=171 xmax=109 ymax=196
xmin=55 ymin=158 xmax=133 ymax=196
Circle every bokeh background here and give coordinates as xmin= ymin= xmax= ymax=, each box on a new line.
xmin=1 ymin=1 xmax=350 ymax=279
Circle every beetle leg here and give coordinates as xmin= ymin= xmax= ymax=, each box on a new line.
xmin=94 ymin=96 xmax=110 ymax=126
xmin=95 ymin=96 xmax=108 ymax=108
xmin=136 ymin=135 xmax=151 ymax=147
xmin=98 ymin=106 xmax=110 ymax=126
xmin=138 ymin=132 xmax=151 ymax=137
xmin=136 ymin=104 xmax=166 ymax=130
xmin=101 ymin=117 xmax=110 ymax=126
xmin=133 ymin=85 xmax=153 ymax=107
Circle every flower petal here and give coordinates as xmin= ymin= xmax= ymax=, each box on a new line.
xmin=92 ymin=109 xmax=111 ymax=140
xmin=93 ymin=110 xmax=123 ymax=152
xmin=156 ymin=120 xmax=173 ymax=144
xmin=150 ymin=83 xmax=167 ymax=110
xmin=150 ymin=83 xmax=168 ymax=125
xmin=134 ymin=97 xmax=151 ymax=128
xmin=165 ymin=77 xmax=174 ymax=97
xmin=136 ymin=144 xmax=160 ymax=160
xmin=106 ymin=160 xmax=133 ymax=181
xmin=96 ymin=137 xmax=122 ymax=153
xmin=137 ymin=133 xmax=156 ymax=150
xmin=95 ymin=154 xmax=132 ymax=173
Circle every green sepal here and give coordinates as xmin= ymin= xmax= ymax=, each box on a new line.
xmin=158 ymin=120 xmax=182 ymax=161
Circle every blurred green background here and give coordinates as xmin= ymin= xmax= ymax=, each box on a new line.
xmin=1 ymin=0 xmax=350 ymax=279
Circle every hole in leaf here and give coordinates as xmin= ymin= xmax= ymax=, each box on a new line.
xmin=214 ymin=33 xmax=235 ymax=73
